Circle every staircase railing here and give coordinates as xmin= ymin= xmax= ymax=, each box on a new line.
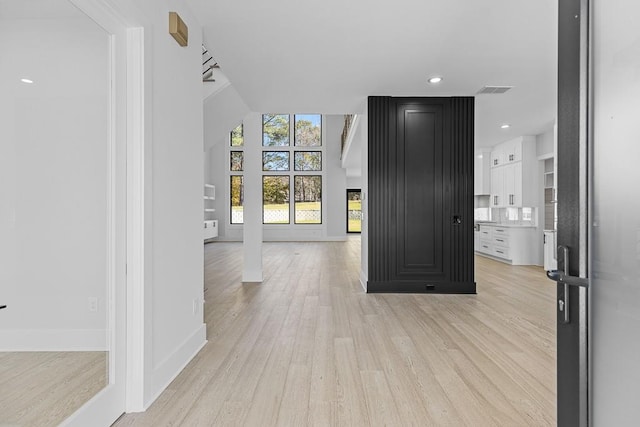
xmin=202 ymin=44 xmax=219 ymax=82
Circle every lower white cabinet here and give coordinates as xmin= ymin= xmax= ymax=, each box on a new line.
xmin=544 ymin=230 xmax=558 ymax=270
xmin=204 ymin=220 xmax=218 ymax=240
xmin=476 ymin=224 xmax=537 ymax=265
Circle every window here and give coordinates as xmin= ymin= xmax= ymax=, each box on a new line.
xmin=230 ymin=124 xmax=244 ymax=224
xmin=231 ymin=124 xmax=244 ymax=146
xmin=263 ymin=114 xmax=290 ymax=146
xmin=294 ymin=151 xmax=322 ymax=171
xmin=295 ymin=176 xmax=321 ymax=224
xmin=230 ymin=175 xmax=244 ymax=224
xmin=263 ymin=176 xmax=290 ymax=224
xmin=294 ymin=114 xmax=322 ymax=146
xmin=347 ymin=189 xmax=362 ymax=233
xmin=230 ymin=151 xmax=243 ymax=171
xmin=262 ymin=151 xmax=290 ymax=171
xmin=229 ymin=115 xmax=324 ymax=227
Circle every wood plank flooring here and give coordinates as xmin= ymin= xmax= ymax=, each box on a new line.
xmin=0 ymin=351 xmax=107 ymax=426
xmin=115 ymin=238 xmax=556 ymax=426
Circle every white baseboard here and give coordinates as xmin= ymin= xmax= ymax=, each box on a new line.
xmin=211 ymin=236 xmax=348 ymax=242
xmin=0 ymin=329 xmax=107 ymax=351
xmin=360 ymin=269 xmax=368 ymax=292
xmin=145 ymin=323 xmax=207 ymax=410
xmin=242 ymin=270 xmax=263 ymax=282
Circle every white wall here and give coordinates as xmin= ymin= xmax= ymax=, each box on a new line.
xmin=591 ymin=1 xmax=640 ymax=423
xmin=347 ymin=176 xmax=362 ymax=189
xmin=203 ymin=85 xmax=250 ymax=150
xmin=135 ymin=1 xmax=207 ymax=407
xmin=536 ymin=128 xmax=555 ymax=157
xmin=0 ymin=15 xmax=109 ymax=350
xmin=360 ymin=108 xmax=369 ymax=291
xmin=325 ymin=115 xmax=348 ymax=239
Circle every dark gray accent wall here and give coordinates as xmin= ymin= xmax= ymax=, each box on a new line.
xmin=367 ymin=96 xmax=475 ymax=293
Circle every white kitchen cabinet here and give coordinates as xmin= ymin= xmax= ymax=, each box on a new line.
xmin=474 ymin=149 xmax=491 ymax=195
xmin=474 ymin=229 xmax=478 ymax=251
xmin=490 ymin=149 xmax=503 ymax=167
xmin=476 ymin=224 xmax=538 ymax=265
xmin=490 ymin=166 xmax=504 ymax=207
xmin=204 ymin=184 xmax=217 ymax=241
xmin=544 ymin=230 xmax=557 ymax=270
xmin=204 ymin=220 xmax=218 ymax=240
xmin=489 ymin=136 xmax=537 ymax=207
xmin=489 ymin=138 xmax=522 ymax=167
xmin=504 ymin=163 xmax=516 ymax=206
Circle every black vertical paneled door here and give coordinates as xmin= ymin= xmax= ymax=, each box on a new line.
xmin=368 ymin=96 xmax=475 ymax=293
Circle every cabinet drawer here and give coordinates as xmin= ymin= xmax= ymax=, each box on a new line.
xmin=493 ymin=227 xmax=509 ymax=236
xmin=493 ymin=236 xmax=509 ymax=246
xmin=479 ymin=228 xmax=491 ymax=238
xmin=479 ymin=240 xmax=493 ymax=254
xmin=493 ymin=246 xmax=510 ymax=259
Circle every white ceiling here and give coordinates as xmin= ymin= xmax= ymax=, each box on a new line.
xmin=188 ymin=0 xmax=557 ymax=148
xmin=0 ymin=0 xmax=81 ymax=19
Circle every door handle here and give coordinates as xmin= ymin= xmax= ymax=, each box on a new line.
xmin=546 ymin=245 xmax=589 ymax=324
xmin=0 ymin=305 xmax=6 ymax=310
xmin=546 ymin=246 xmax=590 ymax=288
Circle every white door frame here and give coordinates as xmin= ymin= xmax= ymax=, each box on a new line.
xmin=60 ymin=0 xmax=147 ymax=424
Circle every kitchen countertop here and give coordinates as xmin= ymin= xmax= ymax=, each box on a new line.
xmin=475 ymin=223 xmax=537 ymax=229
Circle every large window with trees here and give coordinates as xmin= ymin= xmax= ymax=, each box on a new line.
xmin=262 ymin=114 xmax=322 ymax=224
xmin=228 ymin=115 xmax=323 ymax=227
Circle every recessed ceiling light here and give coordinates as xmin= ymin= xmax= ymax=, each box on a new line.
xmin=20 ymin=78 xmax=34 ymax=84
xmin=477 ymin=154 xmax=484 ymax=159
xmin=428 ymin=76 xmax=443 ymax=84
xmin=500 ymin=124 xmax=510 ymax=129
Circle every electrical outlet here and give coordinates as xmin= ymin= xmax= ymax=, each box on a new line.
xmin=88 ymin=297 xmax=98 ymax=312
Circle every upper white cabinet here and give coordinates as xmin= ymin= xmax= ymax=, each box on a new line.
xmin=490 ymin=136 xmax=537 ymax=207
xmin=474 ymin=149 xmax=491 ymax=195
xmin=490 ymin=165 xmax=504 ymax=206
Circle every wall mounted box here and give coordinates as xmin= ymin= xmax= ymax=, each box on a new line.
xmin=169 ymin=12 xmax=188 ymax=46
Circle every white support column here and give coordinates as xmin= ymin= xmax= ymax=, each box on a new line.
xmin=242 ymin=113 xmax=263 ymax=282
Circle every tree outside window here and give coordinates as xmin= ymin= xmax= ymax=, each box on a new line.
xmin=263 ymin=176 xmax=290 ymax=224
xmin=294 ymin=114 xmax=321 ymax=147
xmin=295 ymin=176 xmax=321 ymax=224
xmin=263 ymin=114 xmax=290 ymax=146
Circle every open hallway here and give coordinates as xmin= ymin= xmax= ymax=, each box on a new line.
xmin=115 ymin=238 xmax=556 ymax=426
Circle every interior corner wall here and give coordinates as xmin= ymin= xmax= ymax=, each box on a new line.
xmin=138 ymin=2 xmax=206 ymax=407
xmin=536 ymin=128 xmax=555 ymax=157
xmin=203 ymin=85 xmax=250 ymax=151
xmin=325 ymin=115 xmax=348 ymax=240
xmin=360 ymin=110 xmax=369 ymax=291
xmin=347 ymin=176 xmax=362 ymax=189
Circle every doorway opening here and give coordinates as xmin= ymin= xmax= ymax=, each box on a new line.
xmin=346 ymin=189 xmax=362 ymax=233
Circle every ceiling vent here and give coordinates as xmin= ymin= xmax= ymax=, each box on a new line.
xmin=477 ymin=85 xmax=513 ymax=94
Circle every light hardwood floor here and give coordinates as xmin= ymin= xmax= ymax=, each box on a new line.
xmin=115 ymin=238 xmax=556 ymax=426
xmin=0 ymin=351 xmax=107 ymax=426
